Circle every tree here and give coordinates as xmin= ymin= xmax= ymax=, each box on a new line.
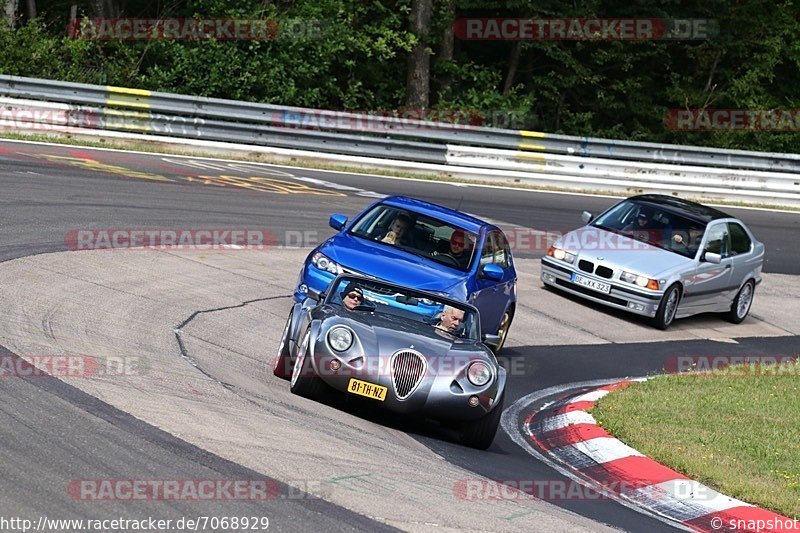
xmin=5 ymin=0 xmax=18 ymax=29
xmin=406 ymin=0 xmax=431 ymax=110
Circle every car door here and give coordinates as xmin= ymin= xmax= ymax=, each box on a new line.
xmin=469 ymin=231 xmax=512 ymax=334
xmin=727 ymin=221 xmax=754 ymax=292
xmin=685 ymin=222 xmax=733 ymax=308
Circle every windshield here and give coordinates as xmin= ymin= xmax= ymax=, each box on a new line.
xmin=348 ymin=204 xmax=478 ymax=271
xmin=327 ymin=277 xmax=479 ymax=341
xmin=592 ymin=200 xmax=707 ymax=259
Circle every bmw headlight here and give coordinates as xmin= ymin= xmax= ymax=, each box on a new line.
xmin=327 ymin=327 xmax=353 ymax=352
xmin=467 ymin=361 xmax=492 ymax=386
xmin=620 ymin=271 xmax=660 ymax=290
xmin=546 ymin=246 xmax=576 ymax=264
xmin=312 ymin=252 xmax=342 ymax=275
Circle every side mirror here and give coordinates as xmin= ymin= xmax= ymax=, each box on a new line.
xmin=482 ymin=334 xmax=501 ymax=351
xmin=703 ymin=252 xmax=722 ymax=264
xmin=581 ymin=211 xmax=593 ymax=224
xmin=481 ymin=263 xmax=504 ymax=281
xmin=307 ymin=287 xmax=325 ymax=301
xmin=329 ymin=214 xmax=348 ymax=231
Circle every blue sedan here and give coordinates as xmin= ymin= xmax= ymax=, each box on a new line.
xmin=293 ymin=196 xmax=517 ymax=352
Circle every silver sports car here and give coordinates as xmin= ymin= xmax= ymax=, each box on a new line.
xmin=273 ymin=274 xmax=507 ymax=449
xmin=540 ymin=194 xmax=764 ymax=329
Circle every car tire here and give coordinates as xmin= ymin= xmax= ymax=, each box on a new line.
xmin=459 ymin=394 xmax=504 ymax=450
xmin=493 ymin=308 xmax=514 ymax=354
xmin=724 ymin=280 xmax=755 ymax=324
xmin=652 ymin=283 xmax=681 ymax=330
xmin=272 ymin=311 xmax=293 ymax=380
xmin=289 ymin=328 xmax=326 ymax=400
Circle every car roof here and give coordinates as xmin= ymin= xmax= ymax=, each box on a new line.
xmin=629 ymin=194 xmax=732 ymax=224
xmin=380 ymin=196 xmax=488 ymax=234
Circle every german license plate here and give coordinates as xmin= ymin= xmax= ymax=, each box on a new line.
xmin=572 ymin=273 xmax=611 ymax=294
xmin=347 ymin=378 xmax=387 ymax=401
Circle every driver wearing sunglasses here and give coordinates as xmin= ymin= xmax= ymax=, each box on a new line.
xmin=341 ymin=283 xmax=365 ymax=311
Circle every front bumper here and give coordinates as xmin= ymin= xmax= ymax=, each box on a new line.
xmin=309 ymin=350 xmax=501 ymax=422
xmin=540 ymin=258 xmax=663 ymax=318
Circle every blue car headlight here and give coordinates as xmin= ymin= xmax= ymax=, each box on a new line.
xmin=312 ymin=252 xmax=342 ymax=275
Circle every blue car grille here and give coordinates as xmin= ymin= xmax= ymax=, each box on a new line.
xmin=391 ymin=350 xmax=426 ymax=400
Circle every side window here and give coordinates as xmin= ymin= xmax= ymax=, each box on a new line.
xmin=479 ymin=233 xmax=497 ymax=266
xmin=703 ymin=224 xmax=730 ymax=258
xmin=728 ymin=223 xmax=752 ymax=255
xmin=495 ymin=232 xmax=512 ymax=269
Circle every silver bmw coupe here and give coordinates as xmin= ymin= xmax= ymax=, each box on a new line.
xmin=540 ymin=195 xmax=765 ymax=329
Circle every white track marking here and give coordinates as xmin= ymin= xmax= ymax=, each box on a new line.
xmin=501 ymin=378 xmax=694 ymax=532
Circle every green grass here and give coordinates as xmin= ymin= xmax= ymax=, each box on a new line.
xmin=592 ymin=363 xmax=800 ymax=517
xmin=2 ymin=130 xmax=799 ymax=213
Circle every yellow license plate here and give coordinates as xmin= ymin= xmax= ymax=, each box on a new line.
xmin=347 ymin=378 xmax=387 ymax=401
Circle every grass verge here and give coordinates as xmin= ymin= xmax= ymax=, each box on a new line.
xmin=1 ymin=130 xmax=798 ymax=213
xmin=592 ymin=363 xmax=800 ymax=517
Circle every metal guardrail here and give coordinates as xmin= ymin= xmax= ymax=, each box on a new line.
xmin=0 ymin=74 xmax=799 ymax=207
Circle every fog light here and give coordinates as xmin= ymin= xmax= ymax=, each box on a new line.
xmin=468 ymin=396 xmax=479 ymax=407
xmin=298 ymin=284 xmax=308 ymax=294
xmin=330 ymin=360 xmax=341 ymax=371
xmin=542 ymin=272 xmax=556 ymax=283
xmin=627 ymin=302 xmax=645 ymax=312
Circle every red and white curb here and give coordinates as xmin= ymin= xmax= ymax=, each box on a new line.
xmin=510 ymin=378 xmax=798 ymax=532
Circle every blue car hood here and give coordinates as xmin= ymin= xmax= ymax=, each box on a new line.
xmin=322 ymin=233 xmax=465 ymax=293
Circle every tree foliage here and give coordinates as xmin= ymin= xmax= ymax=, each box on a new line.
xmin=1 ymin=0 xmax=799 ymax=151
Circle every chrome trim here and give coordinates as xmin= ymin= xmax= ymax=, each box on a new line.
xmin=390 ymin=349 xmax=427 ymax=400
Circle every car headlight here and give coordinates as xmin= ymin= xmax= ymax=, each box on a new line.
xmin=621 ymin=271 xmax=660 ymax=290
xmin=312 ymin=252 xmax=342 ymax=275
xmin=327 ymin=327 xmax=353 ymax=352
xmin=467 ymin=361 xmax=492 ymax=386
xmin=546 ymin=246 xmax=575 ymax=264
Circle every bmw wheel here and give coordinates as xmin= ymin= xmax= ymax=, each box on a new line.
xmin=725 ymin=280 xmax=755 ymax=324
xmin=652 ymin=284 xmax=681 ymax=330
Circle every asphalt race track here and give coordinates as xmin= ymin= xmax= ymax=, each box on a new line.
xmin=1 ymin=138 xmax=798 ymax=532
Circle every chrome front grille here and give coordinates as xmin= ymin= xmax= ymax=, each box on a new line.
xmin=391 ymin=350 xmax=426 ymax=400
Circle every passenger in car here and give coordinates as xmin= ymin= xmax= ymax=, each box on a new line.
xmin=434 ymin=305 xmax=465 ymax=335
xmin=379 ymin=213 xmax=412 ymax=245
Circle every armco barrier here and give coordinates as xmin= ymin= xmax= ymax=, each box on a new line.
xmin=1 ymin=75 xmax=799 ymax=207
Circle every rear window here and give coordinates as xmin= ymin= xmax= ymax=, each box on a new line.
xmin=729 ymin=223 xmax=752 ymax=255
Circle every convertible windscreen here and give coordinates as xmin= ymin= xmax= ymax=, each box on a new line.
xmin=327 ymin=277 xmax=479 ymax=340
xmin=592 ymin=200 xmax=707 ymax=258
xmin=348 ymin=205 xmax=478 ymax=271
